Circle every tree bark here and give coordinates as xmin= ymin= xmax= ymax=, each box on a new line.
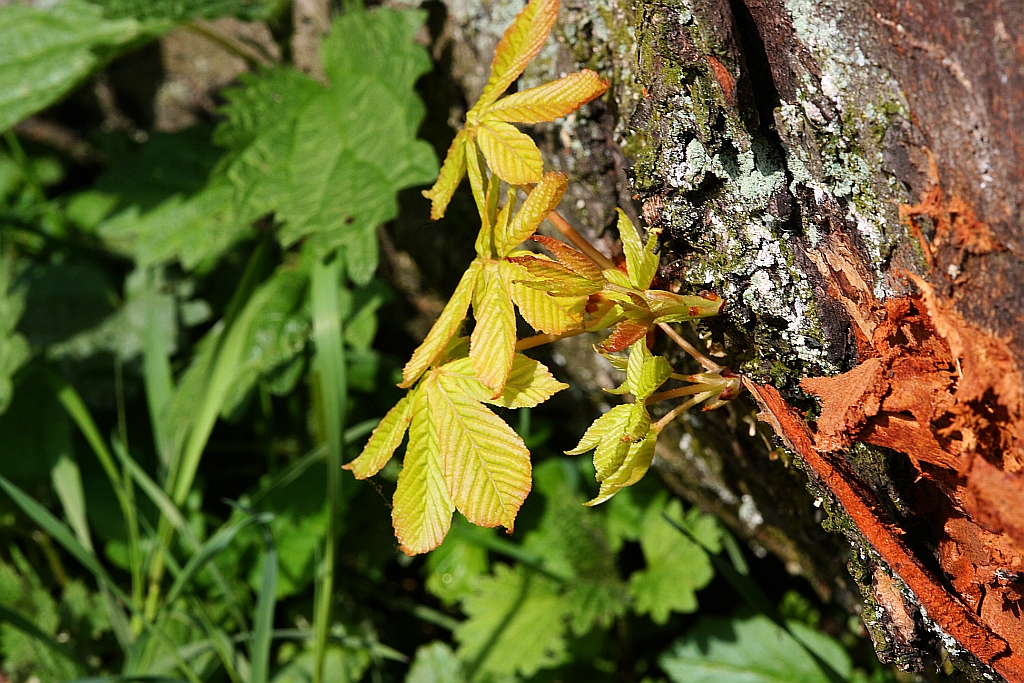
xmin=432 ymin=0 xmax=1024 ymax=679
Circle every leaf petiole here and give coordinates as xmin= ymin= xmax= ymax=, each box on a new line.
xmin=514 ymin=327 xmax=589 ymax=351
xmin=657 ymin=322 xmax=721 ymax=372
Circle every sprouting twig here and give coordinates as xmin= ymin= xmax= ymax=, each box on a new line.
xmin=515 ymin=327 xmax=588 ymax=351
xmin=657 ymin=322 xmax=721 ymax=372
xmin=546 ymin=209 xmax=616 ymax=270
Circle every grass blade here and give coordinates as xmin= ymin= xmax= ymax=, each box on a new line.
xmin=309 ymin=256 xmax=347 ymax=683
xmin=51 ymin=452 xmax=92 ymax=550
xmin=142 ymin=271 xmax=176 ymax=472
xmin=0 ymin=474 xmax=125 ymax=599
xmin=162 ymin=511 xmax=273 ymax=608
xmin=0 ymin=603 xmax=88 ymax=675
xmin=250 ymin=523 xmax=279 ymax=683
xmin=51 ymin=375 xmax=145 ymax=616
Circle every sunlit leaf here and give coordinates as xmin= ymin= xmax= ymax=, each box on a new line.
xmin=598 ymin=318 xmax=651 ymax=353
xmin=469 ymin=261 xmax=516 ymax=395
xmin=475 ymin=119 xmax=544 ymax=186
xmin=427 ymin=373 xmax=531 ymax=531
xmin=344 ymin=394 xmax=413 ymax=479
xmin=609 ymin=340 xmax=671 ymax=400
xmin=645 ymin=289 xmax=725 ymax=323
xmin=392 ymin=385 xmax=454 ymax=555
xmin=506 ymin=254 xmax=600 ymax=298
xmin=422 ymin=130 xmax=469 ymax=220
xmin=486 ymin=70 xmax=608 ymax=124
xmin=474 ymin=0 xmax=560 ymax=110
xmin=585 ymin=434 xmax=657 ymax=506
xmin=400 ymin=260 xmax=481 ymax=388
xmin=504 ymin=259 xmax=586 ymax=334
xmin=617 ymin=209 xmax=660 ymax=290
xmin=494 ymin=172 xmax=567 ymax=256
xmin=437 ymin=355 xmax=567 ymax=409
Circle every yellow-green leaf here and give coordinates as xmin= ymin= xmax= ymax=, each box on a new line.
xmin=427 ymin=374 xmax=532 ymax=530
xmin=644 ymin=290 xmax=725 ymax=323
xmin=486 ymin=70 xmax=608 ymax=124
xmin=466 ymin=140 xmax=488 ymax=220
xmin=401 ymin=260 xmax=482 ymax=388
xmin=392 ymin=385 xmax=454 ymax=555
xmin=505 ymin=260 xmax=586 ymax=334
xmin=344 ymin=394 xmax=413 ymax=478
xmin=470 ymin=261 xmax=517 ymax=396
xmin=622 ymin=340 xmax=672 ymax=400
xmin=506 ymin=255 xmax=600 ymax=298
xmin=585 ymin=434 xmax=658 ymax=506
xmin=438 ymin=354 xmax=567 ymax=409
xmin=495 ymin=172 xmax=567 ymax=257
xmin=475 ymin=0 xmax=560 ymax=110
xmin=475 ymin=119 xmax=544 ymax=186
xmin=423 ymin=129 xmax=469 ymax=220
xmin=617 ymin=209 xmax=659 ymax=290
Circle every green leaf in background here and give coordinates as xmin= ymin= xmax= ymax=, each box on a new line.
xmin=424 ymin=518 xmax=490 ymax=607
xmin=659 ymin=613 xmax=853 ymax=683
xmin=276 ymin=8 xmax=438 ymax=281
xmin=406 ymin=642 xmax=465 ymax=683
xmin=628 ymin=497 xmax=719 ymax=624
xmin=271 ymin=644 xmax=370 ymax=683
xmin=0 ymin=1 xmax=139 ymax=134
xmin=95 ymin=0 xmax=283 ymax=22
xmin=522 ymin=460 xmax=628 ymax=635
xmin=455 ymin=563 xmax=567 ymax=680
xmin=97 ymin=8 xmax=437 ymax=283
xmin=221 ymin=265 xmax=311 ymax=418
xmin=0 ymin=255 xmax=28 ymax=414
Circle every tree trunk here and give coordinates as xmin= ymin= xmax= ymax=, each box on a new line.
xmin=431 ymin=0 xmax=1024 ymax=680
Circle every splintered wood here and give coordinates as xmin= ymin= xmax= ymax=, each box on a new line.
xmin=750 ymin=280 xmax=1024 ymax=681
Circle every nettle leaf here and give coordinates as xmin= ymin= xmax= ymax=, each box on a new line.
xmin=486 ymin=70 xmax=609 ymax=124
xmin=344 ymin=395 xmax=413 ymax=479
xmin=469 ymin=261 xmax=516 ymax=395
xmin=428 ymin=370 xmax=532 ymax=530
xmin=617 ymin=209 xmax=659 ymax=290
xmin=104 ymin=9 xmax=436 ymax=279
xmin=400 ymin=260 xmax=481 ymax=388
xmin=474 ymin=119 xmax=544 ymax=186
xmin=659 ymin=613 xmax=853 ymax=683
xmin=0 ymin=1 xmax=139 ymax=134
xmin=474 ymin=0 xmax=560 ymax=110
xmin=454 ymin=563 xmax=568 ymax=679
xmin=392 ymin=385 xmax=454 ymax=556
xmin=629 ymin=498 xmax=719 ymax=624
xmin=494 ymin=171 xmax=567 ymax=257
